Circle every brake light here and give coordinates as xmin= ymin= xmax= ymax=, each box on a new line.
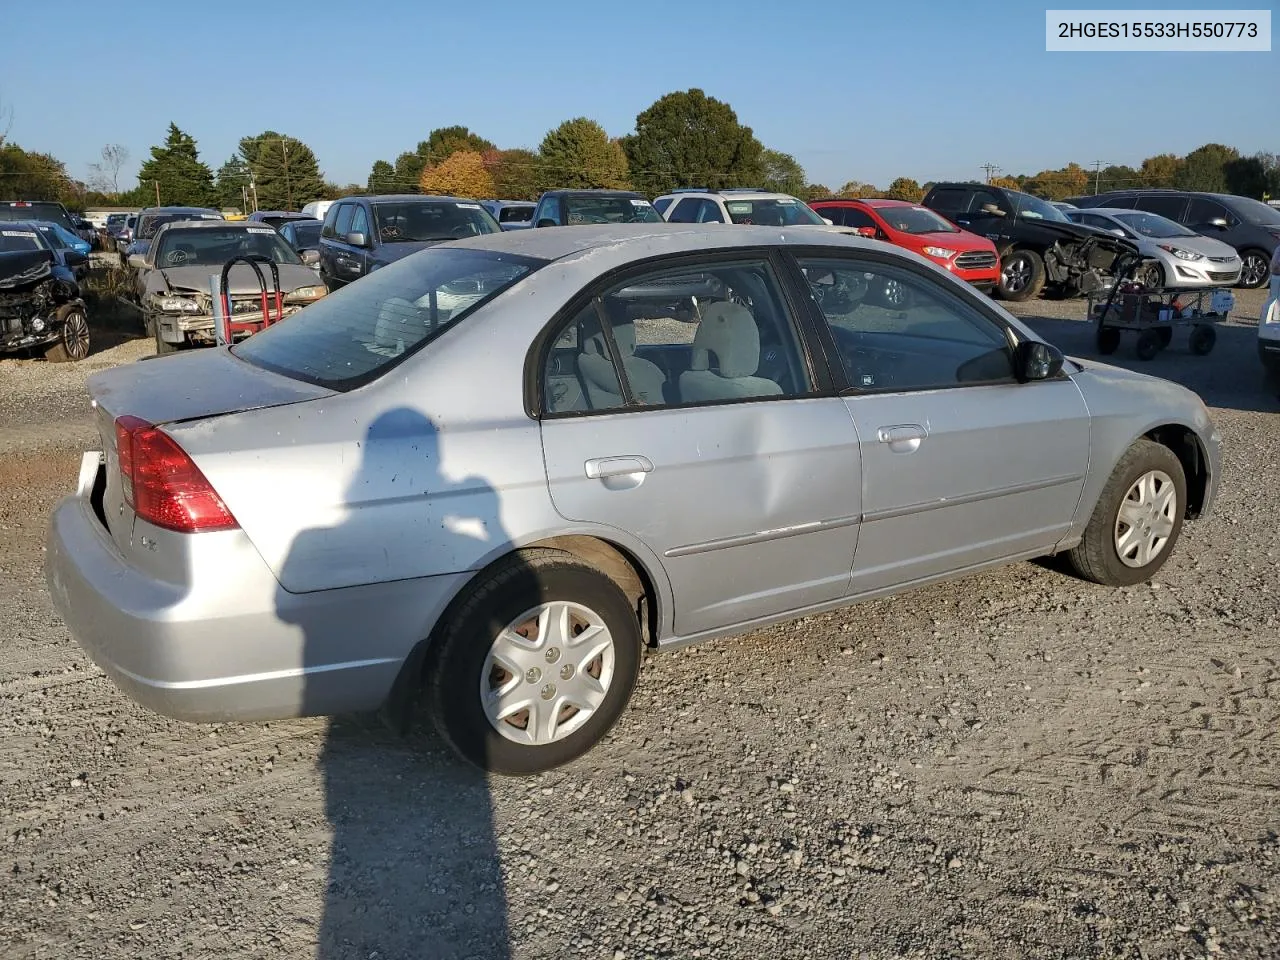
xmin=113 ymin=415 xmax=238 ymax=533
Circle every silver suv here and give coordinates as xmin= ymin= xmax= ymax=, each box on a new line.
xmin=654 ymin=188 xmax=834 ymax=227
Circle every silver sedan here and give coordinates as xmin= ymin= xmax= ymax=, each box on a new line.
xmin=1067 ymin=208 xmax=1242 ymax=289
xmin=44 ymin=224 xmax=1222 ymax=775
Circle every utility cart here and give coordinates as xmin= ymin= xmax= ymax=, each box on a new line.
xmin=1086 ymin=252 xmax=1234 ymax=361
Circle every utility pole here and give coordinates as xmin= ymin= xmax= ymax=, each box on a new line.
xmin=281 ymin=139 xmax=293 ymax=210
xmin=1090 ymin=160 xmax=1107 ymax=194
xmin=980 ymin=163 xmax=1000 ymax=184
xmin=249 ymin=179 xmax=258 ymax=213
xmin=153 ymin=179 xmax=160 ymax=206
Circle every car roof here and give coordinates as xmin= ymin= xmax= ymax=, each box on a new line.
xmin=154 ymin=219 xmax=273 ymax=231
xmin=659 ymin=190 xmax=800 ymax=202
xmin=544 ymin=189 xmax=646 ymax=198
xmin=335 ymin=194 xmax=478 ymax=204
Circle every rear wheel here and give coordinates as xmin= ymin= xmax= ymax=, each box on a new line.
xmin=424 ymin=549 xmax=643 ymax=776
xmin=43 ymin=304 xmax=90 ymax=363
xmin=1238 ymin=250 xmax=1270 ymax=289
xmin=1065 ymin=438 xmax=1186 ymax=586
xmin=997 ymin=249 xmax=1045 ymax=302
xmin=1139 ymin=261 xmax=1165 ymax=291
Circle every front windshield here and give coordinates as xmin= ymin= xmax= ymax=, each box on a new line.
xmin=233 ymin=246 xmax=543 ymax=390
xmin=1231 ymin=196 xmax=1280 ymax=225
xmin=1011 ymin=192 xmax=1071 ymax=222
xmin=562 ymin=196 xmax=663 ymax=224
xmin=724 ymin=197 xmax=826 ymax=226
xmin=0 ymin=229 xmax=47 ymax=252
xmin=153 ymin=226 xmax=304 ymax=267
xmin=1111 ymin=211 xmax=1196 ymax=239
xmin=877 ymin=205 xmax=959 ymax=234
xmin=372 ymin=201 xmax=500 ymax=242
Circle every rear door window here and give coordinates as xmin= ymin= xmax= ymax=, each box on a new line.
xmin=1186 ymin=197 xmax=1237 ymax=228
xmin=1133 ymin=195 xmax=1187 ymax=220
xmin=925 ymin=188 xmax=970 ymax=214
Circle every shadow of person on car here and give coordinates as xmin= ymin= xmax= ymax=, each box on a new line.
xmin=276 ymin=406 xmax=517 ymax=960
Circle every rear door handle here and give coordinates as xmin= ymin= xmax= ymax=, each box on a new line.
xmin=877 ymin=424 xmax=927 ymax=453
xmin=584 ymin=455 xmax=653 ymax=479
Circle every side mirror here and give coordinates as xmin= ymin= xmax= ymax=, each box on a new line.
xmin=128 ymin=254 xmax=147 ymax=269
xmin=1209 ymin=217 xmax=1228 ymax=229
xmin=301 ymin=248 xmax=320 ymax=265
xmin=855 ymin=226 xmax=877 ymax=239
xmin=1013 ymin=339 xmax=1065 ymax=382
xmin=344 ymin=231 xmax=367 ymax=247
xmin=1109 ymin=227 xmax=1126 ymax=237
xmin=536 ymin=218 xmax=557 ymax=228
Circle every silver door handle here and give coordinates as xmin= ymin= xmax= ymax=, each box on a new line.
xmin=584 ymin=456 xmax=654 ymax=479
xmin=877 ymin=424 xmax=927 ymax=453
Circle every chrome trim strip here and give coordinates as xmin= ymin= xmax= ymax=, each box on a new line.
xmin=665 ymin=514 xmax=862 ymax=558
xmin=862 ymin=473 xmax=1084 ymax=524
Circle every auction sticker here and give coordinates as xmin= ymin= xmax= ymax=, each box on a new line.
xmin=456 ymin=203 xmax=482 ymax=209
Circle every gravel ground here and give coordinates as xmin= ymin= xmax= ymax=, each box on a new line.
xmin=1 ymin=279 xmax=1277 ymax=960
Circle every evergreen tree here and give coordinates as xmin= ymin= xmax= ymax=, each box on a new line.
xmin=214 ymin=155 xmax=251 ymax=210
xmin=238 ymin=131 xmax=326 ymax=210
xmin=134 ymin=123 xmax=216 ymax=207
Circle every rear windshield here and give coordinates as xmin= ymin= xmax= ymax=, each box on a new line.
xmin=723 ymin=197 xmax=826 ymax=226
xmin=107 ymin=213 xmax=128 ymax=225
xmin=563 ymin=195 xmax=663 ymax=224
xmin=1229 ymin=196 xmax=1280 ymax=225
xmin=232 ymin=246 xmax=544 ymax=390
xmin=499 ymin=205 xmax=534 ymax=223
xmin=1 ymin=202 xmax=73 ymax=231
xmin=291 ymin=221 xmax=322 ymax=246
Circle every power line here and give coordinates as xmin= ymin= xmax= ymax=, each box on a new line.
xmin=980 ymin=163 xmax=1001 ymax=184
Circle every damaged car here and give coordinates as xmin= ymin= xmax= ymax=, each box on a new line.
xmin=0 ymin=222 xmax=91 ymax=362
xmin=921 ymin=182 xmax=1139 ymax=302
xmin=132 ymin=219 xmax=327 ymax=353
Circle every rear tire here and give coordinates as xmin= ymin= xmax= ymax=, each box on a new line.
xmin=1065 ymin=438 xmax=1186 ymax=587
xmin=997 ymin=249 xmax=1046 ymax=302
xmin=424 ymin=549 xmax=643 ymax=776
xmin=1238 ymin=250 xmax=1270 ymax=289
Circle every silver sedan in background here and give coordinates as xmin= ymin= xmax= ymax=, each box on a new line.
xmin=1067 ymin=207 xmax=1242 ymax=290
xmin=44 ymin=224 xmax=1221 ymax=776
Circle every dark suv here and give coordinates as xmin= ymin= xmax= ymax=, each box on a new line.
xmin=1063 ymin=189 xmax=1280 ymax=289
xmin=317 ymin=194 xmax=502 ymax=290
xmin=1 ymin=200 xmax=77 ymax=234
xmin=921 ymin=183 xmax=1137 ymax=301
xmin=531 ymin=190 xmax=664 ymax=227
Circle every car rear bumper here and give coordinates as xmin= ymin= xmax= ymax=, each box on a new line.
xmin=44 ymin=462 xmax=465 ymax=723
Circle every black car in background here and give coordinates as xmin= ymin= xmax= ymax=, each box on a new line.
xmin=0 ymin=200 xmax=78 ymax=234
xmin=1064 ymin=189 xmax=1280 ymax=289
xmin=921 ymin=182 xmax=1138 ymax=301
xmin=316 ymin=194 xmax=501 ymax=290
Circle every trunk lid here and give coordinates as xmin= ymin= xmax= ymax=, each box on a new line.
xmin=85 ymin=347 xmax=334 ymax=556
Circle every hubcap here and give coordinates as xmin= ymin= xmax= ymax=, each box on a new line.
xmin=64 ymin=311 xmax=90 ymax=359
xmin=1114 ymin=469 xmax=1177 ymax=568
xmin=1241 ymin=254 xmax=1267 ymax=287
xmin=480 ymin=601 xmax=615 ymax=745
xmin=1002 ymin=257 xmax=1030 ymax=292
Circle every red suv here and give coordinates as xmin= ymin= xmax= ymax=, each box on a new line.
xmin=809 ymin=198 xmax=1001 ymax=292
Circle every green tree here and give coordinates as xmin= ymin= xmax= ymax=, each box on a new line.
xmin=837 ymin=181 xmax=881 ymax=198
xmin=1093 ymin=164 xmax=1140 ymax=193
xmin=487 ymin=147 xmax=544 ymax=200
xmin=1223 ymin=155 xmax=1268 ymax=198
xmin=214 ymin=155 xmax=251 ymax=209
xmin=885 ymin=177 xmax=924 ymax=202
xmin=0 ymin=142 xmax=74 ymax=201
xmin=1139 ymin=153 xmax=1183 ymax=188
xmin=538 ymin=118 xmax=630 ymax=190
xmin=760 ymin=149 xmax=806 ymax=196
xmin=367 ymin=160 xmax=396 ymax=192
xmin=622 ymin=89 xmax=764 ymax=196
xmin=802 ymin=183 xmax=833 ymax=201
xmin=1022 ymin=162 xmax=1088 ymax=200
xmin=135 ymin=122 xmax=216 ymax=207
xmin=1175 ymin=143 xmax=1238 ymax=193
xmin=238 ymin=131 xmax=325 ymax=210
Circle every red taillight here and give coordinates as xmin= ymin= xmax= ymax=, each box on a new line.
xmin=113 ymin=415 xmax=238 ymax=533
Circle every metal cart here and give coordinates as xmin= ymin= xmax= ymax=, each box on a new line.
xmin=1085 ymin=251 xmax=1233 ymax=361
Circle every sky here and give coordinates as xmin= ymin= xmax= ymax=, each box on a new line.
xmin=1 ymin=0 xmax=1273 ymax=196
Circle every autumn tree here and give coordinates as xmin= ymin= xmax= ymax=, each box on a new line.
xmin=487 ymin=148 xmax=544 ymax=200
xmin=238 ymin=131 xmax=325 ymax=210
xmin=135 ymin=123 xmax=216 ymax=207
xmin=622 ymin=89 xmax=764 ymax=196
xmin=419 ymin=150 xmax=495 ymax=198
xmin=988 ymin=176 xmax=1021 ymax=191
xmin=1139 ymin=153 xmax=1183 ymax=188
xmin=1023 ymin=162 xmax=1088 ymax=200
xmin=388 ymin=126 xmax=496 ymax=193
xmin=885 ymin=177 xmax=923 ymax=202
xmin=539 ymin=118 xmax=630 ymax=190
xmin=802 ymin=183 xmax=833 ymax=201
xmin=837 ymin=181 xmax=881 ymax=198
xmin=760 ymin=149 xmax=806 ymax=196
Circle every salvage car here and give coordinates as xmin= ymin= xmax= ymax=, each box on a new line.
xmin=1064 ymin=208 xmax=1242 ymax=290
xmin=0 ymin=222 xmax=90 ymax=362
xmin=921 ymin=182 xmax=1137 ymax=301
xmin=44 ymin=224 xmax=1220 ymax=776
xmin=810 ymin=197 xmax=1000 ymax=294
xmin=121 ymin=206 xmax=224 ymax=268
xmin=0 ymin=199 xmax=78 ymax=234
xmin=132 ymin=219 xmax=326 ymax=352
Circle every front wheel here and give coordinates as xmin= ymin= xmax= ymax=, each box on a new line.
xmin=997 ymin=249 xmax=1046 ymax=302
xmin=1065 ymin=438 xmax=1186 ymax=586
xmin=43 ymin=304 xmax=91 ymax=362
xmin=424 ymin=549 xmax=642 ymax=776
xmin=1238 ymin=250 xmax=1271 ymax=289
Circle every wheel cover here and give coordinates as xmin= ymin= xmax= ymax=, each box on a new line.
xmin=1241 ymin=253 xmax=1267 ymax=287
xmin=1113 ymin=469 xmax=1177 ymax=568
xmin=64 ymin=310 xmax=90 ymax=359
xmin=1001 ymin=256 xmax=1030 ymax=293
xmin=480 ymin=600 xmax=616 ymax=746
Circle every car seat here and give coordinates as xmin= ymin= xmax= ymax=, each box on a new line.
xmin=678 ymin=301 xmax=783 ymax=402
xmin=577 ymin=320 xmax=666 ymax=408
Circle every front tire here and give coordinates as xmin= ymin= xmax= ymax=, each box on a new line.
xmin=43 ymin=304 xmax=90 ymax=362
xmin=424 ymin=549 xmax=642 ymax=776
xmin=997 ymin=249 xmax=1046 ymax=302
xmin=1065 ymin=438 xmax=1186 ymax=586
xmin=1238 ymin=250 xmax=1270 ymax=290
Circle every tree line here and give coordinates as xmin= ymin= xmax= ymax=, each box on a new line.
xmin=2 ymin=88 xmax=1276 ymax=212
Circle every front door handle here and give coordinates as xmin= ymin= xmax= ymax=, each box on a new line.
xmin=877 ymin=424 xmax=927 ymax=454
xmin=584 ymin=455 xmax=654 ymax=480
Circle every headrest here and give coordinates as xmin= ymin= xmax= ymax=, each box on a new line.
xmin=584 ymin=320 xmax=636 ymax=358
xmin=690 ymin=302 xmax=759 ymax=378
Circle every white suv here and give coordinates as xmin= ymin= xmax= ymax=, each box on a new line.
xmin=653 ymin=189 xmax=834 ymax=227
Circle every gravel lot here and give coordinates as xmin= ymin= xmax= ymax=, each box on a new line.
xmin=1 ymin=277 xmax=1277 ymax=960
